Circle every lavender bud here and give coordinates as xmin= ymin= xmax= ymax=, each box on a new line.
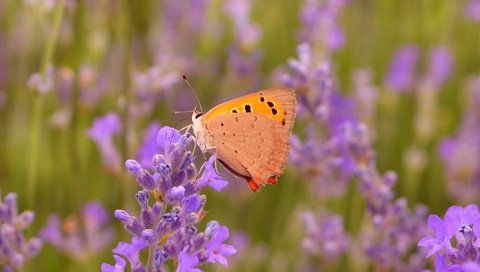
xmin=135 ymin=191 xmax=149 ymax=209
xmin=141 ymin=229 xmax=157 ymax=246
xmin=26 ymin=238 xmax=42 ymax=257
xmin=141 ymin=208 xmax=155 ymax=229
xmin=152 ymin=203 xmax=162 ymax=219
xmin=165 ymin=186 xmax=185 ymax=204
xmin=125 ymin=160 xmax=142 ymax=175
xmin=114 ymin=210 xmax=131 ymax=223
xmin=15 ymin=211 xmax=35 ymax=229
xmin=154 ymin=248 xmax=168 ymax=267
xmin=126 ymin=218 xmax=144 ymax=237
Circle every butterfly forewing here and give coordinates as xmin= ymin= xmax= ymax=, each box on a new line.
xmin=203 ymin=88 xmax=296 ymax=131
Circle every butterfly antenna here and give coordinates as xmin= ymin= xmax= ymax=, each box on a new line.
xmin=171 ymin=109 xmax=194 ymax=115
xmin=183 ymin=75 xmax=203 ymax=112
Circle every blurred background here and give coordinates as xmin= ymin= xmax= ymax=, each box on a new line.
xmin=0 ymin=0 xmax=479 ymax=271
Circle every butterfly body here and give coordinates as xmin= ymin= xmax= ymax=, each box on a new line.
xmin=192 ymin=88 xmax=296 ymax=191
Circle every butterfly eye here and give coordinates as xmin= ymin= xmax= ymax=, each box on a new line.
xmin=195 ymin=112 xmax=204 ymax=119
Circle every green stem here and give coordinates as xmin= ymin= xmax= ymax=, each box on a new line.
xmin=117 ymin=0 xmax=135 ymax=210
xmin=27 ymin=0 xmax=65 ymax=207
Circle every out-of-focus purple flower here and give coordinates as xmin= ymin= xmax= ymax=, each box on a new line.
xmin=88 ymin=112 xmax=122 ymax=174
xmin=40 ymin=201 xmax=114 ymax=260
xmin=282 ymin=42 xmax=428 ymax=271
xmin=438 ymin=76 xmax=480 ymax=204
xmin=418 ymin=204 xmax=480 ymax=270
xmin=281 ymin=43 xmax=336 ymax=120
xmin=298 ymin=0 xmax=349 ymax=52
xmin=385 ymin=45 xmax=420 ymax=92
xmin=55 ymin=66 xmax=75 ymax=103
xmin=301 ymin=211 xmax=350 ymax=261
xmin=465 ymin=0 xmax=480 ymax=22
xmin=222 ymin=0 xmax=263 ymax=90
xmin=78 ymin=65 xmax=108 ymax=107
xmin=106 ymin=126 xmax=235 ymax=271
xmin=0 ymin=192 xmax=42 ymax=270
xmin=133 ymin=66 xmax=180 ymax=103
xmin=224 ymin=0 xmax=261 ymax=50
xmin=27 ymin=64 xmax=55 ymax=94
xmin=424 ymin=46 xmax=453 ymax=88
xmin=352 ymin=69 xmax=378 ymax=131
xmin=137 ymin=122 xmax=162 ymax=169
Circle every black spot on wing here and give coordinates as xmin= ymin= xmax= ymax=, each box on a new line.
xmin=245 ymin=104 xmax=252 ymax=112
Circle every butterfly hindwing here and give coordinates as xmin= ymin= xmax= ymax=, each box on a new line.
xmin=204 ymin=113 xmax=290 ymax=189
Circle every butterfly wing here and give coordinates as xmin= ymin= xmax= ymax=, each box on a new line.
xmin=204 ymin=113 xmax=292 ymax=191
xmin=202 ymin=88 xmax=296 ymax=132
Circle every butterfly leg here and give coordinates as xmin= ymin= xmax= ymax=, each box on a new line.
xmin=178 ymin=124 xmax=191 ymax=133
xmin=201 ymin=146 xmax=221 ymax=176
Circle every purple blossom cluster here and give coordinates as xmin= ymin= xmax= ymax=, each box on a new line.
xmin=40 ymin=201 xmax=115 ymax=260
xmin=222 ymin=0 xmax=263 ymax=90
xmin=87 ymin=112 xmax=123 ymax=174
xmin=419 ymin=204 xmax=480 ymax=270
xmin=465 ymin=0 xmax=480 ymax=22
xmin=102 ymin=126 xmax=235 ymax=271
xmin=439 ymin=76 xmax=480 ymax=204
xmin=301 ymin=211 xmax=350 ymax=262
xmin=282 ymin=41 xmax=428 ymax=271
xmin=385 ymin=45 xmax=453 ymax=94
xmin=283 ymin=43 xmax=358 ymax=198
xmin=298 ymin=0 xmax=349 ymax=53
xmin=28 ymin=64 xmax=108 ymax=105
xmin=0 ymin=193 xmax=42 ymax=271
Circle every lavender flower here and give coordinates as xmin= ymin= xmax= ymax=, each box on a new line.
xmin=103 ymin=126 xmax=236 ymax=271
xmin=0 ymin=192 xmax=42 ymax=270
xmin=282 ymin=41 xmax=428 ymax=271
xmin=55 ymin=66 xmax=75 ymax=103
xmin=301 ymin=211 xmax=350 ymax=261
xmin=282 ymin=43 xmax=359 ymax=197
xmin=40 ymin=201 xmax=115 ymax=260
xmin=27 ymin=63 xmax=55 ymax=94
xmin=418 ymin=204 xmax=480 ymax=270
xmin=424 ymin=46 xmax=454 ymax=88
xmin=352 ymin=69 xmax=378 ymax=132
xmin=88 ymin=112 xmax=122 ymax=174
xmin=465 ymin=0 xmax=480 ymax=22
xmin=137 ymin=121 xmax=162 ymax=170
xmin=78 ymin=65 xmax=108 ymax=107
xmin=385 ymin=44 xmax=420 ymax=92
xmin=438 ymin=76 xmax=480 ymax=204
xmin=298 ymin=0 xmax=349 ymax=52
xmin=222 ymin=0 xmax=263 ymax=90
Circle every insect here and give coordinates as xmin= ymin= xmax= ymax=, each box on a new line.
xmin=190 ymin=84 xmax=296 ymax=192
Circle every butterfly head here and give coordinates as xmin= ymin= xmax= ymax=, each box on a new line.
xmin=191 ymin=109 xmax=204 ymax=128
xmin=191 ymin=109 xmax=212 ymax=152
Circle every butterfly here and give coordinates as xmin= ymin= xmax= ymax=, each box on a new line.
xmin=191 ymin=88 xmax=296 ymax=192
